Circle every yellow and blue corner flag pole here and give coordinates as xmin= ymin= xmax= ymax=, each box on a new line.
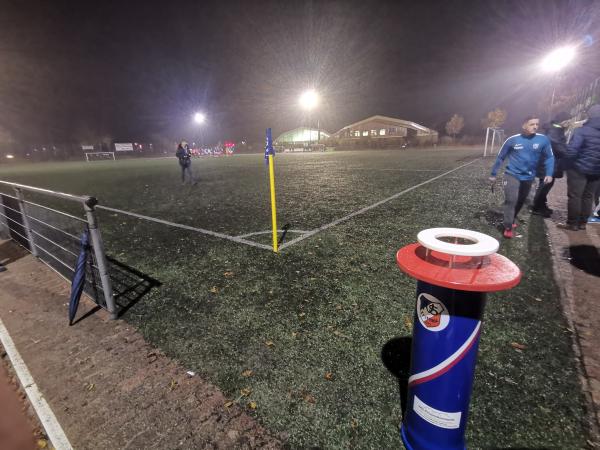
xmin=265 ymin=128 xmax=278 ymax=252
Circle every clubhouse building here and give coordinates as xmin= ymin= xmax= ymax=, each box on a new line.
xmin=331 ymin=115 xmax=438 ymax=147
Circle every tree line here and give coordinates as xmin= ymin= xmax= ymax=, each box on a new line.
xmin=445 ymin=108 xmax=507 ymax=142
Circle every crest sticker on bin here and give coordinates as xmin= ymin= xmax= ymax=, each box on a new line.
xmin=417 ymin=293 xmax=449 ymax=331
xmin=396 ymin=228 xmax=521 ymax=450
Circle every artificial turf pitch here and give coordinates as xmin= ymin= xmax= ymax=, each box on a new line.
xmin=0 ymin=149 xmax=589 ymax=448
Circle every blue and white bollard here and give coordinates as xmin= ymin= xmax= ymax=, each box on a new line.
xmin=396 ymin=228 xmax=521 ymax=450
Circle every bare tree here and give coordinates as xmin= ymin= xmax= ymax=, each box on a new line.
xmin=482 ymin=108 xmax=507 ymax=129
xmin=445 ymin=114 xmax=465 ymax=142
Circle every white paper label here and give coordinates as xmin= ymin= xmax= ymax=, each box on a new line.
xmin=413 ymin=395 xmax=461 ymax=429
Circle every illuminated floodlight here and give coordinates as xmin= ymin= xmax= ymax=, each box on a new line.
xmin=299 ymin=89 xmax=319 ymax=111
xmin=540 ymin=46 xmax=576 ymax=72
xmin=193 ymin=112 xmax=206 ymax=124
xmin=6 ymin=154 xmax=14 ymax=159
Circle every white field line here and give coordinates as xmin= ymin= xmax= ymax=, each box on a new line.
xmin=236 ymin=229 xmax=309 ymax=238
xmin=95 ymin=158 xmax=478 ymax=252
xmin=0 ymin=318 xmax=74 ymax=450
xmin=96 ymin=205 xmax=272 ymax=250
xmin=279 ymin=158 xmax=480 ymax=250
xmin=347 ymin=168 xmax=442 ymax=172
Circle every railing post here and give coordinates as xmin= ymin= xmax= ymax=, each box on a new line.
xmin=83 ymin=196 xmax=117 ymax=319
xmin=14 ymin=187 xmax=38 ymax=256
xmin=0 ymin=196 xmax=8 ymax=239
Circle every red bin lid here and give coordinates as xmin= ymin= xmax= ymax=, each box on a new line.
xmin=396 ymin=243 xmax=521 ymax=292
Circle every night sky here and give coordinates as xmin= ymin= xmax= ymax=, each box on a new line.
xmin=1 ymin=0 xmax=599 ymax=146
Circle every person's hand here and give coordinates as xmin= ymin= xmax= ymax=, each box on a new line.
xmin=543 ymin=176 xmax=553 ymax=184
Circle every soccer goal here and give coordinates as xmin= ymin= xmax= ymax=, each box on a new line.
xmin=483 ymin=128 xmax=505 ymax=157
xmin=85 ymin=152 xmax=116 ymax=162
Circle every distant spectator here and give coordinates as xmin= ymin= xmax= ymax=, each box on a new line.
xmin=175 ymin=141 xmax=195 ymax=184
xmin=532 ymin=111 xmax=571 ymax=216
xmin=489 ymin=115 xmax=554 ymax=239
xmin=560 ymin=104 xmax=600 ymax=230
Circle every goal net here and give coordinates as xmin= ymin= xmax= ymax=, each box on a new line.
xmin=85 ymin=152 xmax=116 ymax=162
xmin=483 ymin=128 xmax=505 ymax=157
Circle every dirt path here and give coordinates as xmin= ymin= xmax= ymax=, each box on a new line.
xmin=0 ymin=358 xmax=39 ymax=450
xmin=547 ymin=177 xmax=600 ymax=445
xmin=0 ymin=242 xmax=284 ymax=449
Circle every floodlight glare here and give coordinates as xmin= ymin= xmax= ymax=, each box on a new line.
xmin=299 ymin=89 xmax=319 ymax=111
xmin=540 ymin=46 xmax=576 ymax=72
xmin=193 ymin=112 xmax=206 ymax=124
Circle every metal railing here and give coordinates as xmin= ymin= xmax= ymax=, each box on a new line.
xmin=0 ymin=181 xmax=117 ymax=319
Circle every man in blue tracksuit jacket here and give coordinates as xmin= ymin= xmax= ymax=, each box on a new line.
xmin=489 ymin=115 xmax=554 ymax=238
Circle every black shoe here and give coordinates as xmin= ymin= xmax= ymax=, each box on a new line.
xmin=557 ymin=223 xmax=579 ymax=231
xmin=578 ymin=223 xmax=587 ymax=230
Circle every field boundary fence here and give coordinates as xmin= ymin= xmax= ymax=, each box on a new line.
xmin=0 ymin=180 xmax=117 ymax=319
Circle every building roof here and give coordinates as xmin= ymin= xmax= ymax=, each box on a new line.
xmin=274 ymin=127 xmax=331 ymax=143
xmin=333 ymin=115 xmax=437 ymax=135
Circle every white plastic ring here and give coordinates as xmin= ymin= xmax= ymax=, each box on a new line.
xmin=417 ymin=228 xmax=499 ymax=257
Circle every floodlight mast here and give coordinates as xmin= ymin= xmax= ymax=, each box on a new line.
xmin=299 ymin=90 xmax=320 ymax=148
xmin=540 ymin=46 xmax=576 ymax=119
xmin=540 ymin=46 xmax=576 ymax=73
xmin=299 ymin=89 xmax=319 ymax=111
xmin=194 ymin=112 xmax=206 ymax=124
xmin=193 ymin=112 xmax=206 ymax=147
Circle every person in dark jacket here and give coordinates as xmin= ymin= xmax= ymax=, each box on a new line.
xmin=175 ymin=141 xmax=195 ymax=184
xmin=532 ymin=111 xmax=570 ymax=216
xmin=560 ymin=104 xmax=600 ymax=230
